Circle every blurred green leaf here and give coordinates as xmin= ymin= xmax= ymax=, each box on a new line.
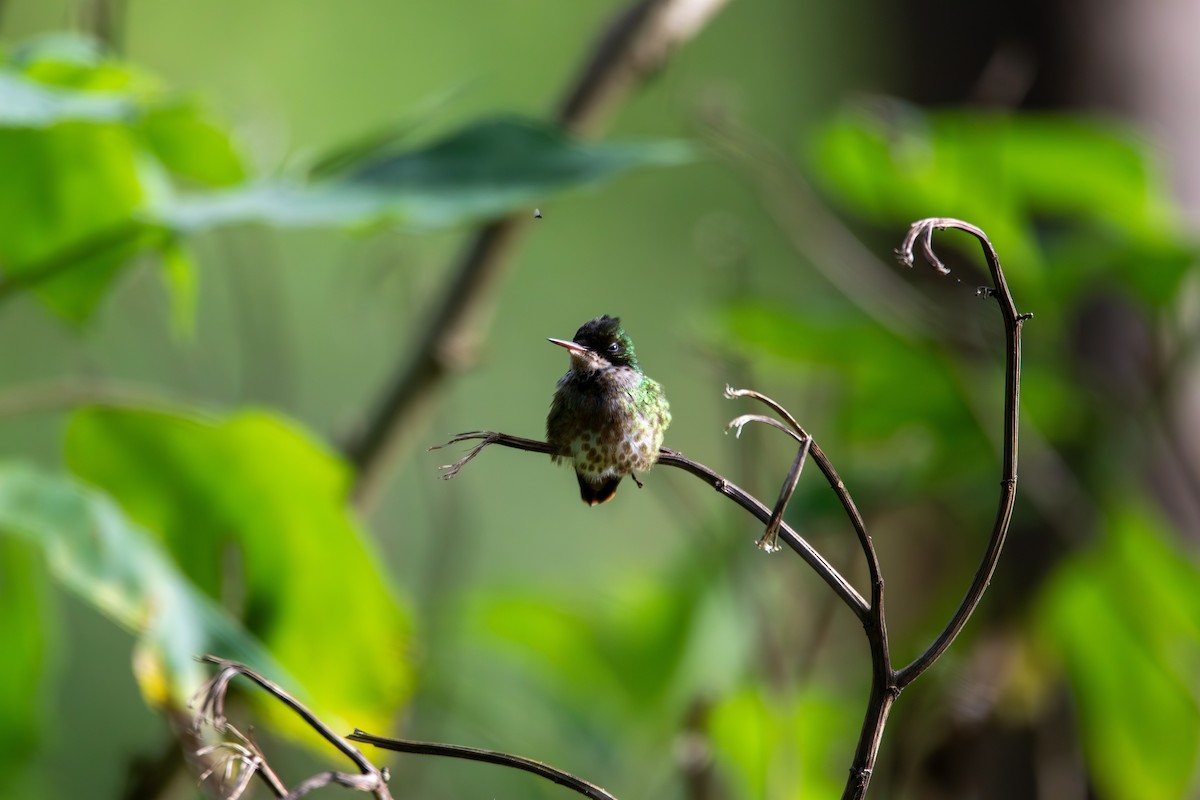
xmin=1037 ymin=503 xmax=1200 ymax=800
xmin=721 ymin=301 xmax=990 ymax=482
xmin=472 ymin=543 xmax=749 ymax=721
xmin=138 ymin=102 xmax=246 ymax=187
xmin=0 ymin=463 xmax=289 ymax=709
xmin=65 ymin=406 xmax=414 ymax=734
xmin=159 ymin=116 xmax=696 ymax=230
xmin=0 ymin=40 xmax=235 ymax=324
xmin=0 ymin=124 xmax=147 ymax=323
xmin=0 ymin=538 xmax=52 ymax=798
xmin=0 ymin=71 xmax=133 ymax=126
xmin=809 ymin=100 xmax=1194 ymax=307
xmin=8 ymin=32 xmax=156 ymax=95
xmin=708 ymin=685 xmax=854 ymax=799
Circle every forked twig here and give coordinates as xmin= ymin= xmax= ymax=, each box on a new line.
xmin=723 ymin=400 xmax=812 ymax=552
xmin=726 ymin=386 xmax=884 ymax=610
xmin=838 ymin=217 xmax=1026 ymax=799
xmin=430 ymin=218 xmax=1024 ymax=800
xmin=191 ymin=657 xmax=622 ymax=800
xmin=191 ymin=656 xmax=393 ymax=800
xmin=194 ymin=727 xmax=285 ymax=799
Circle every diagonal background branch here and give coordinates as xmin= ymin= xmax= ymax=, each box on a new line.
xmin=344 ymin=0 xmax=733 ymax=511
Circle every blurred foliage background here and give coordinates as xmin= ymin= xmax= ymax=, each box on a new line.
xmin=1 ymin=1 xmax=1199 ymax=799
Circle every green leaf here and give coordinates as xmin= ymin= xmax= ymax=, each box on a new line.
xmin=0 ymin=538 xmax=52 ymax=797
xmin=708 ymin=685 xmax=855 ymax=799
xmin=472 ymin=542 xmax=749 ymax=720
xmin=808 ymin=101 xmax=1193 ymax=306
xmin=138 ymin=101 xmax=246 ymax=187
xmin=0 ymin=124 xmax=148 ymax=323
xmin=65 ymin=406 xmax=414 ymax=734
xmin=159 ymin=116 xmax=696 ymax=230
xmin=0 ymin=43 xmax=232 ymax=323
xmin=0 ymin=464 xmax=289 ymax=709
xmin=1037 ymin=504 xmax=1200 ymax=800
xmin=7 ymin=32 xmax=154 ymax=95
xmin=721 ymin=301 xmax=989 ymax=481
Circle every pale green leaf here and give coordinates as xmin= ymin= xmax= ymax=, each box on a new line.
xmin=0 ymin=71 xmax=133 ymax=127
xmin=0 ymin=464 xmax=289 ymax=709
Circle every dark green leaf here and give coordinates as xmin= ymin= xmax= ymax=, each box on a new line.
xmin=808 ymin=101 xmax=1193 ymax=305
xmin=160 ymin=116 xmax=695 ymax=230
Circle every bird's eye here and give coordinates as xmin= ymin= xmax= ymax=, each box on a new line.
xmin=607 ymin=342 xmax=620 ymax=354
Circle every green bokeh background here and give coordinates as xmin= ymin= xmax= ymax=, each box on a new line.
xmin=2 ymin=2 xmax=1198 ymax=799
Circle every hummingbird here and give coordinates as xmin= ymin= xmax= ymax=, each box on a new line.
xmin=546 ymin=315 xmax=671 ymax=505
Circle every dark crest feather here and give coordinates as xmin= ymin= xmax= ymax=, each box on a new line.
xmin=572 ymin=314 xmax=638 ymax=370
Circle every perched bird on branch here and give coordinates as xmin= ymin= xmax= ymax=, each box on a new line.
xmin=546 ymin=315 xmax=671 ymax=505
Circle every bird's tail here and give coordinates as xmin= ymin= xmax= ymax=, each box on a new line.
xmin=577 ymin=471 xmax=620 ymax=505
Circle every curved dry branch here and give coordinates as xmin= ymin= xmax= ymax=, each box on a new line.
xmin=892 ymin=218 xmax=1027 ymax=688
xmin=840 ymin=218 xmax=1027 ymax=800
xmin=430 ymin=430 xmax=870 ymax=618
xmin=724 ymin=386 xmax=884 ymax=619
xmin=349 ymin=730 xmax=618 ymax=800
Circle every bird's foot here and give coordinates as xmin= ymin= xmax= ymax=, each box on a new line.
xmin=630 ymin=473 xmax=645 ymax=489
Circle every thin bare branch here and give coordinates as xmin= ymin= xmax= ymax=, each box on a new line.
xmin=349 ymin=730 xmax=618 ymax=800
xmin=758 ymin=435 xmax=811 ymax=553
xmin=432 ymin=430 xmax=869 ymax=618
xmin=892 ymin=218 xmax=1026 ymax=688
xmin=284 ymin=771 xmax=388 ymax=800
xmin=725 ymin=413 xmax=806 ymax=444
xmin=430 ymin=431 xmax=555 ymax=479
xmin=840 ymin=219 xmax=1026 ymax=800
xmin=724 ymin=385 xmax=806 ymax=435
xmin=195 ymin=734 xmax=285 ymax=800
